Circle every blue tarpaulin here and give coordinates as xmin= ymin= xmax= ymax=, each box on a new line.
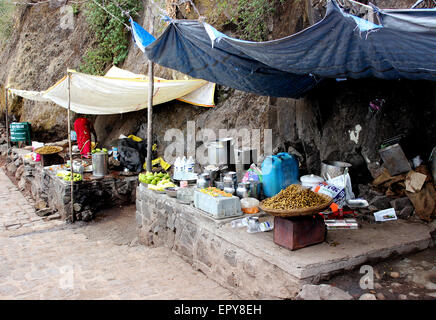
xmin=131 ymin=0 xmax=436 ymax=98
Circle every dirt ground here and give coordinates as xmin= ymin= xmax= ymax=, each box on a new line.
xmin=322 ymin=245 xmax=436 ymax=300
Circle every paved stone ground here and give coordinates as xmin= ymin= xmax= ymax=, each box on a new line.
xmin=0 ymin=169 xmax=237 ymax=300
xmin=0 ymin=169 xmax=64 ymax=233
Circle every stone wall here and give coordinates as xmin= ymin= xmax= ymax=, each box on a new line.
xmin=1 ymin=146 xmax=139 ymax=222
xmin=30 ymin=167 xmax=138 ymax=221
xmin=136 ymin=186 xmax=309 ymax=299
xmin=135 ymin=185 xmax=435 ymax=299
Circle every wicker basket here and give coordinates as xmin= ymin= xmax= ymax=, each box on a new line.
xmin=259 ymin=193 xmax=333 ymax=218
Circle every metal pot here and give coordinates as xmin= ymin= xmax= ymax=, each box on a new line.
xmin=92 ymin=152 xmax=108 ymax=177
xmin=203 ymin=166 xmax=220 ymax=184
xmin=320 ymin=161 xmax=352 ymax=180
xmin=206 ymin=138 xmax=235 ymax=169
xmin=234 ymin=148 xmax=258 ymax=171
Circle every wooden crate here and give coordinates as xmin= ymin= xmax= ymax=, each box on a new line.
xmin=273 ymin=215 xmax=326 ymax=251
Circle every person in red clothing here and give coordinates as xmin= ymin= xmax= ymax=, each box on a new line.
xmin=74 ymin=116 xmax=97 ymax=158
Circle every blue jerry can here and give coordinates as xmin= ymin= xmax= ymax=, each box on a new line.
xmin=261 ymin=152 xmax=299 ymax=198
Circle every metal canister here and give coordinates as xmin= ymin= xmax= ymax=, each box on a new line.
xmin=92 ymin=152 xmax=108 ymax=177
xmin=247 ymin=180 xmax=261 ymax=199
xmin=236 ymin=182 xmax=249 ymax=199
xmin=224 ymin=171 xmax=238 ymax=188
xmin=196 ymin=173 xmax=211 ymax=189
xmin=224 ymin=185 xmax=235 ymax=195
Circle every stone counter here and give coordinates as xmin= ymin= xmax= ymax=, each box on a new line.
xmin=136 ymin=186 xmax=434 ymax=299
xmin=31 ymin=166 xmax=138 ymax=221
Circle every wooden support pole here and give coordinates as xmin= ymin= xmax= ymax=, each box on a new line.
xmin=5 ymin=86 xmax=10 ymax=150
xmin=67 ymin=72 xmax=75 ymax=223
xmin=146 ymin=5 xmax=154 ymax=172
xmin=146 ymin=61 xmax=154 ymax=172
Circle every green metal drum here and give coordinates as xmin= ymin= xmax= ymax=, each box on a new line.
xmin=10 ymin=122 xmax=31 ymax=145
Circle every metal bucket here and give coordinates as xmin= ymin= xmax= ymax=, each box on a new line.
xmin=206 ymin=138 xmax=235 ymax=167
xmin=92 ymin=152 xmax=108 ymax=177
xmin=320 ymin=161 xmax=352 ymax=180
xmin=378 ymin=143 xmax=411 ymax=176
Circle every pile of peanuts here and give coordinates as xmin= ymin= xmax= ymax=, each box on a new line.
xmin=262 ymin=184 xmax=327 ymax=210
xmin=36 ymin=146 xmax=62 ymax=155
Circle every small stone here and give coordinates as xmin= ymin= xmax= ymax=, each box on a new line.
xmin=374 ymin=283 xmax=382 ymax=290
xmin=297 ymin=284 xmax=353 ymax=300
xmin=374 ymin=269 xmax=381 ymax=280
xmin=47 ymin=213 xmax=61 ymax=220
xmin=391 ymin=282 xmax=402 ymax=288
xmin=398 ymin=206 xmax=414 ymax=219
xmin=36 ymin=208 xmax=52 ymax=217
xmin=15 ymin=165 xmax=25 ymax=180
xmin=370 ymin=196 xmax=391 ymax=210
xmin=376 ymin=293 xmax=385 ymax=300
xmin=359 ymin=293 xmax=377 ymax=300
xmin=389 ymin=197 xmax=412 ymax=211
xmin=18 ymin=177 xmax=26 ymax=191
xmin=419 ymin=261 xmax=433 ymax=269
xmin=73 ymin=203 xmax=82 ymax=212
xmin=426 ymin=292 xmax=436 ymax=298
xmin=390 ymin=272 xmax=400 ymax=278
xmin=6 ymin=162 xmax=17 ymax=174
xmin=35 ymin=200 xmax=47 ymax=210
xmin=398 ymin=294 xmax=407 ymax=300
xmin=409 ymin=292 xmax=420 ymax=298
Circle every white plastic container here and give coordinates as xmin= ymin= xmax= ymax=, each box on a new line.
xmin=240 ymin=197 xmax=260 ymax=214
xmin=194 ymin=190 xmax=242 ymax=219
xmin=300 ymin=174 xmax=324 ymax=189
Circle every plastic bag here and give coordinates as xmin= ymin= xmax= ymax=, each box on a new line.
xmin=118 ymin=138 xmax=148 ymax=173
xmin=313 ymin=182 xmax=346 ymax=207
xmin=242 ymin=164 xmax=263 ymax=183
xmin=327 ymin=173 xmax=355 ymax=200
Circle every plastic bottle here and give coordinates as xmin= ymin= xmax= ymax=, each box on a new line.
xmin=247 ymin=221 xmax=274 ymax=233
xmin=230 ymin=216 xmax=258 ymax=228
xmin=181 ymin=156 xmax=187 ymax=172
xmin=174 ymin=157 xmax=181 ymax=172
xmin=186 ymin=156 xmax=195 ymax=173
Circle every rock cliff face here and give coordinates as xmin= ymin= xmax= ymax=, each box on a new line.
xmin=0 ymin=0 xmax=95 ymax=141
xmin=1 ymin=0 xmax=435 ymax=186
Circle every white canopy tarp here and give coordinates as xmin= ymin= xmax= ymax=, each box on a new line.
xmin=8 ymin=66 xmax=215 ymax=115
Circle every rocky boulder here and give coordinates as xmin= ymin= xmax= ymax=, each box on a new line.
xmin=296 ymin=284 xmax=353 ymax=300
